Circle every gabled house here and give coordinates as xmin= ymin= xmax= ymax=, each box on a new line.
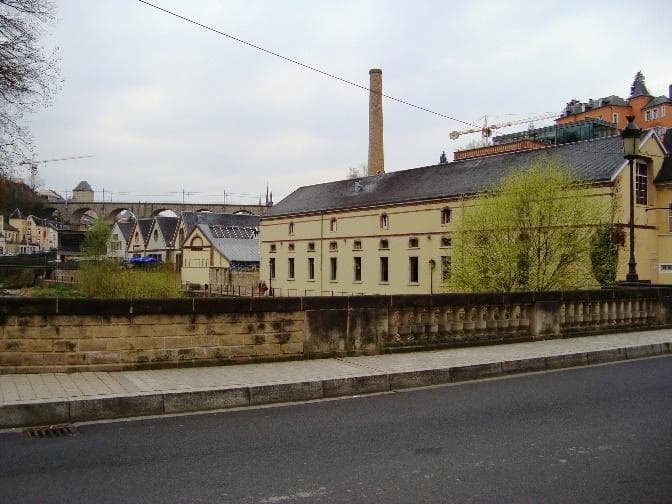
xmin=26 ymin=215 xmax=60 ymax=251
xmin=145 ymin=216 xmax=178 ymax=263
xmin=108 ymin=221 xmax=135 ymax=260
xmin=180 ymin=217 xmax=260 ymax=291
xmin=174 ymin=211 xmax=260 ymax=271
xmin=126 ymin=218 xmax=153 ymax=258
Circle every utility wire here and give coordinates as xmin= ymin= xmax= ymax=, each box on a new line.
xmin=137 ymin=0 xmax=478 ymax=128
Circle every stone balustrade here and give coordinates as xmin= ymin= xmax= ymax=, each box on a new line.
xmin=1 ymin=288 xmax=670 ymax=373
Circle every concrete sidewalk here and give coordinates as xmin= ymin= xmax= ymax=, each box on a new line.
xmin=2 ymin=329 xmax=672 ymax=428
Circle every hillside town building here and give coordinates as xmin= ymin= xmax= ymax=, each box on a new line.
xmin=557 ymin=71 xmax=671 ymax=137
xmin=260 ymin=132 xmax=669 ymax=295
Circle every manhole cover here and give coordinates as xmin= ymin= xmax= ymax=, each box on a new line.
xmin=23 ymin=424 xmax=78 ymax=438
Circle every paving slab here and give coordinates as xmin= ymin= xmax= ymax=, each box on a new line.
xmin=1 ymin=329 xmax=671 ymax=428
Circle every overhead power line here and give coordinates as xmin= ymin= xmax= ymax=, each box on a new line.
xmin=137 ymin=0 xmax=477 ymax=128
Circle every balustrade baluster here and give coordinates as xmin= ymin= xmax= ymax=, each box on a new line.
xmin=624 ymin=299 xmax=632 ymax=324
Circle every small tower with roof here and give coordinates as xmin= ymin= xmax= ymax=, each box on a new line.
xmin=72 ymin=181 xmax=94 ymax=202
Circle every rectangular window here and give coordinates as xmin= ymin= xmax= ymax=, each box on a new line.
xmin=353 ymin=240 xmax=362 ymax=250
xmin=354 ymin=257 xmax=362 ymax=281
xmin=408 ymin=237 xmax=419 ymax=248
xmin=307 ymin=242 xmax=315 ymax=251
xmin=270 ymin=244 xmax=276 ymax=253
xmin=330 ymin=257 xmax=337 ymax=281
xmin=440 ymin=236 xmax=451 ymax=248
xmin=645 ymin=110 xmax=651 ymax=121
xmin=441 ymin=208 xmax=451 ymax=224
xmin=612 ymin=113 xmax=618 ymax=124
xmin=409 ymin=256 xmax=419 ymax=283
xmin=662 ymin=106 xmax=667 ymax=118
xmin=441 ymin=256 xmax=452 ymax=281
xmin=308 ymin=257 xmax=315 ymax=280
xmin=660 ymin=263 xmax=672 ymax=273
xmin=288 ymin=258 xmax=295 ymax=279
xmin=379 ymin=239 xmax=389 ymax=249
xmin=380 ymin=257 xmax=389 ymax=282
xmin=652 ymin=108 xmax=658 ymax=120
xmin=288 ymin=243 xmax=295 ymax=252
xmin=269 ymin=258 xmax=276 ymax=279
xmin=635 ymin=162 xmax=647 ymax=205
xmin=329 ymin=241 xmax=338 ymax=251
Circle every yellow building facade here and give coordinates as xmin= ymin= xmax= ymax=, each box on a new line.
xmin=261 ymin=132 xmax=670 ymax=295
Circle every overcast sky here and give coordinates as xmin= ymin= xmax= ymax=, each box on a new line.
xmin=26 ymin=0 xmax=671 ymax=205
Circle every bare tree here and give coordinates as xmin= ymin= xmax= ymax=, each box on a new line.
xmin=0 ymin=0 xmax=61 ymax=174
xmin=347 ymin=164 xmax=367 ymax=179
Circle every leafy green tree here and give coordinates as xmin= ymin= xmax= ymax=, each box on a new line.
xmin=80 ymin=218 xmax=110 ymax=259
xmin=448 ymin=158 xmax=610 ymax=292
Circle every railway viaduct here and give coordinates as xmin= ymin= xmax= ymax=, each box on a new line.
xmin=47 ymin=200 xmax=271 ymax=226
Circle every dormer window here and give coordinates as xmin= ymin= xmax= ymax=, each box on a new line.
xmin=330 ymin=218 xmax=337 ymax=232
xmin=380 ymin=213 xmax=389 ymax=229
xmin=288 ymin=222 xmax=295 ymax=235
xmin=441 ymin=208 xmax=451 ymax=224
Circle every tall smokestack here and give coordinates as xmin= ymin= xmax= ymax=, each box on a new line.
xmin=368 ymin=68 xmax=384 ymax=175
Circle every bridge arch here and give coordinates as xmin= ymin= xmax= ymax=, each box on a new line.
xmin=70 ymin=207 xmax=100 ymax=227
xmin=106 ymin=207 xmax=137 ymax=223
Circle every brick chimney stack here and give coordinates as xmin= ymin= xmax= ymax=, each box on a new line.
xmin=368 ymin=68 xmax=384 ymax=175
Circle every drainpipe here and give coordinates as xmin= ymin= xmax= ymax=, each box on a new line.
xmin=319 ymin=212 xmax=324 ymax=296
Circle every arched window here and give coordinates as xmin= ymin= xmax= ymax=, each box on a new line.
xmin=330 ymin=218 xmax=337 ymax=232
xmin=288 ymin=222 xmax=295 ymax=235
xmin=153 ymin=229 xmax=158 ymax=241
xmin=380 ymin=213 xmax=389 ymax=229
xmin=441 ymin=208 xmax=451 ymax=224
xmin=190 ymin=236 xmax=203 ymax=250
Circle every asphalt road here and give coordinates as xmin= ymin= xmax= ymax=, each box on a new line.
xmin=1 ymin=356 xmax=671 ymax=503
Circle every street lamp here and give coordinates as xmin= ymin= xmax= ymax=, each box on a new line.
xmin=621 ymin=115 xmax=642 ymax=283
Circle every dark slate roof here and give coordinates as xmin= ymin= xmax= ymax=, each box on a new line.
xmin=3 ymin=221 xmax=18 ymax=232
xmin=180 ymin=212 xmax=259 ymax=240
xmin=629 ymin=71 xmax=651 ymax=98
xmin=198 ymin=224 xmax=259 ymax=263
xmin=644 ymin=95 xmax=672 ymax=109
xmin=9 ymin=208 xmax=23 ymax=219
xmin=655 ymin=156 xmax=672 ymax=184
xmin=73 ymin=181 xmax=93 ymax=191
xmin=116 ymin=221 xmax=135 ymax=242
xmin=154 ymin=216 xmax=178 ymax=247
xmin=598 ymin=95 xmax=628 ymax=107
xmin=137 ymin=218 xmax=154 ymax=245
xmin=269 ymin=135 xmax=626 ymax=217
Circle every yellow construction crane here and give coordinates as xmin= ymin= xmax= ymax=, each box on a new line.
xmin=449 ymin=112 xmax=559 ymax=141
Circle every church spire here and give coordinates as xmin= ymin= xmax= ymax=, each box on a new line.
xmin=629 ymin=71 xmax=651 ymax=98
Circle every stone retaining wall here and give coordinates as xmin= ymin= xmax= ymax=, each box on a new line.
xmin=1 ymin=288 xmax=671 ymax=374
